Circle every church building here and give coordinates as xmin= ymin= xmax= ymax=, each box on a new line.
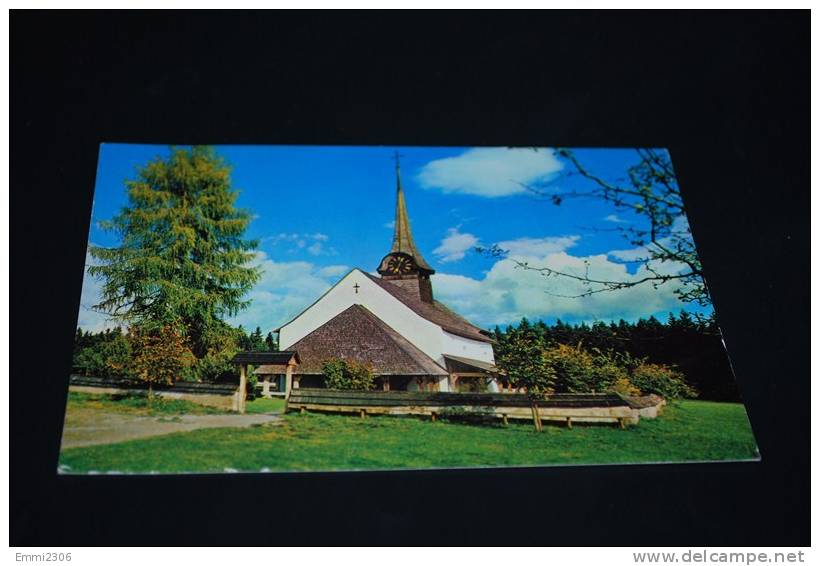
xmin=273 ymin=161 xmax=498 ymax=393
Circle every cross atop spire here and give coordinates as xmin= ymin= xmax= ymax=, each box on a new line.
xmin=386 ymin=153 xmax=434 ymax=274
xmin=392 ymin=150 xmax=404 ymax=171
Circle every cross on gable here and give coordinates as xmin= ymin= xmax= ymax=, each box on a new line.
xmin=353 ymin=282 xmax=360 ymax=294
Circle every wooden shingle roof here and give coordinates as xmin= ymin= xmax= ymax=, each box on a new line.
xmin=289 ymin=304 xmax=448 ymax=376
xmin=232 ymin=351 xmax=300 ymax=365
xmin=363 ymin=272 xmax=494 ymax=343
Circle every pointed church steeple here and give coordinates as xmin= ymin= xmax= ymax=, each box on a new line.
xmin=377 ymin=153 xmax=435 ymax=302
xmin=389 ymin=159 xmax=434 ymax=273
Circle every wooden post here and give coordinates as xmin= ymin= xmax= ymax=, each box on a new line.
xmin=531 ymin=403 xmax=542 ymax=432
xmin=360 ymin=408 xmax=366 ymax=419
xmin=618 ymin=417 xmax=626 ymax=430
xmin=383 ymin=377 xmax=390 ymax=391
xmin=566 ymin=416 xmax=572 ymax=430
xmin=285 ymin=363 xmax=294 ymax=398
xmin=502 ymin=414 xmax=508 ymax=426
xmin=238 ymin=364 xmax=248 ymax=414
xmin=300 ymin=406 xmax=305 ymax=415
xmin=431 ymin=412 xmax=437 ymax=422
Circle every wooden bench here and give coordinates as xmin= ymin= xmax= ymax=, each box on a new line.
xmin=286 ymin=389 xmax=636 ymax=430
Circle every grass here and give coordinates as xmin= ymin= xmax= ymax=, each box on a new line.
xmin=244 ymin=396 xmax=287 ymax=414
xmin=66 ymin=391 xmax=231 ymax=416
xmin=58 ymin=400 xmax=758 ymax=473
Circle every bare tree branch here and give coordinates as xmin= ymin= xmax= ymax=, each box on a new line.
xmin=480 ymin=148 xmax=710 ymax=307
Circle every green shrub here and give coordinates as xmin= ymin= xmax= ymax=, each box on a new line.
xmin=542 ymin=344 xmax=634 ymax=394
xmin=500 ymin=340 xmax=694 ymax=399
xmin=191 ymin=351 xmax=238 ymax=382
xmin=495 ymin=330 xmax=555 ymax=399
xmin=630 ymin=362 xmax=697 ymax=399
xmin=590 ymin=349 xmax=640 ymax=396
xmin=608 ymin=375 xmax=640 ymax=396
xmin=322 ymin=359 xmax=376 ymax=390
xmin=245 ymin=372 xmax=258 ymax=401
xmin=543 ymin=344 xmax=594 ymax=393
xmin=188 ymin=331 xmax=240 ymax=382
xmin=73 ymin=330 xmax=133 ymax=380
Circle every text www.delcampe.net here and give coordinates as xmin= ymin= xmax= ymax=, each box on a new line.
xmin=633 ymin=550 xmax=806 ymax=565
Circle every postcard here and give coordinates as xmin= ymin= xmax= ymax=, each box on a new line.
xmin=58 ymin=145 xmax=758 ymax=474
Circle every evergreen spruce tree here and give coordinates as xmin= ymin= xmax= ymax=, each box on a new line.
xmin=89 ymin=146 xmax=260 ymax=358
xmin=265 ymin=331 xmax=277 ymax=352
xmin=236 ymin=325 xmax=251 ymax=351
xmin=249 ymin=326 xmax=265 ymax=351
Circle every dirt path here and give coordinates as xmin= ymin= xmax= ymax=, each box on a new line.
xmin=61 ymin=409 xmax=281 ymax=449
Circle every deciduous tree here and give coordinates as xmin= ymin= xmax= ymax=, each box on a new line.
xmin=129 ymin=326 xmax=195 ymax=403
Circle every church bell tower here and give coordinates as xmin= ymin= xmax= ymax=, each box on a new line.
xmin=377 ymin=154 xmax=435 ymax=303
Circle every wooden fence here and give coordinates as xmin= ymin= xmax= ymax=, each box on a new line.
xmin=68 ymin=375 xmax=242 ymax=411
xmin=286 ymin=388 xmax=638 ymax=429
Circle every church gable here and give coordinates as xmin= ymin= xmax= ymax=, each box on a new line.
xmin=277 ymin=269 xmax=444 ymax=359
xmin=362 ymin=273 xmax=494 ymax=344
xmin=289 ymin=304 xmax=448 ymax=376
xmin=277 ymin=157 xmax=495 ymax=377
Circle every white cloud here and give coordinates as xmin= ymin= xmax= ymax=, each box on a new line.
xmin=76 ymin=253 xmax=121 ymax=333
xmin=76 ymin=248 xmax=349 ymax=335
xmin=383 ymin=221 xmax=395 ymax=229
xmin=495 ymin=235 xmax=580 ymax=258
xmin=226 ymin=252 xmax=347 ymax=332
xmin=608 ymin=245 xmax=650 ymax=262
xmin=432 ymin=249 xmax=689 ymax=328
xmin=318 ymin=265 xmax=350 ymax=277
xmin=417 ymin=147 xmax=563 ymax=197
xmin=603 ymin=214 xmax=627 ymax=223
xmin=433 ymin=227 xmax=480 ymax=263
xmin=264 ymin=232 xmax=335 ymax=256
xmin=608 ymin=215 xmax=691 ymax=263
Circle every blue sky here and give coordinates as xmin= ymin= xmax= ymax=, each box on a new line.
xmin=78 ymin=145 xmax=711 ymax=333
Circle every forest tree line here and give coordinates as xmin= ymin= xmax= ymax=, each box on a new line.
xmin=73 ymin=310 xmax=740 ymax=402
xmin=492 ymin=311 xmax=739 ymax=401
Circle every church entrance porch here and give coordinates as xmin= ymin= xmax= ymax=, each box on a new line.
xmin=405 ymin=376 xmax=444 ymax=392
xmin=379 ymin=375 xmax=414 ymax=391
xmin=443 ymin=355 xmax=501 ymax=393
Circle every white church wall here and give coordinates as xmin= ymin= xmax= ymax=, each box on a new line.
xmin=279 ymin=270 xmax=497 ymax=389
xmin=278 ymin=269 xmax=446 ymax=363
xmin=435 ymin=375 xmax=451 ymax=392
xmin=440 ymin=331 xmax=496 ymax=364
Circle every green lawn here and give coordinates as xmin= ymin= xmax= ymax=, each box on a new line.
xmin=66 ymin=391 xmax=231 ymax=416
xmin=245 ymin=396 xmax=287 ymax=414
xmin=58 ymin=400 xmax=758 ymax=473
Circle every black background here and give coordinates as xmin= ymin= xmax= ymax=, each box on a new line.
xmin=11 ymin=11 xmax=809 ymax=546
